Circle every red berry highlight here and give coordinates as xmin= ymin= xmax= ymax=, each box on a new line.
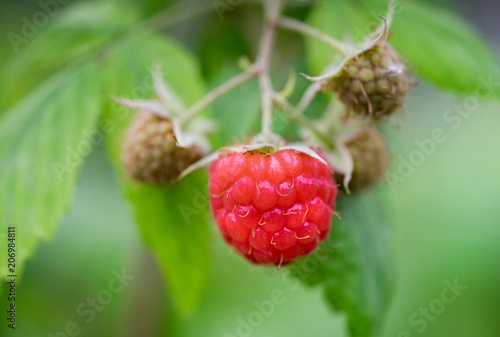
xmin=209 ymin=149 xmax=337 ymax=266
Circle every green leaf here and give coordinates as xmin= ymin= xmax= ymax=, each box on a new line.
xmin=126 ymin=173 xmax=211 ymax=316
xmin=138 ymin=0 xmax=171 ymax=17
xmin=390 ymin=1 xmax=500 ymax=98
xmin=291 ymin=188 xmax=393 ymax=337
xmin=307 ymin=0 xmax=500 ymax=99
xmin=0 ymin=1 xmax=138 ymax=110
xmin=209 ymin=67 xmax=261 ymax=147
xmin=198 ymin=17 xmax=252 ymax=81
xmin=0 ymin=62 xmax=101 ymax=280
xmin=101 ymin=32 xmax=210 ymax=315
xmin=306 ymin=1 xmax=372 ymax=75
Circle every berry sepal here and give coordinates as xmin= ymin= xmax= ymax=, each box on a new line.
xmin=110 ymin=65 xmax=215 ymax=184
xmin=178 ymin=140 xmax=332 ymax=181
xmin=109 ymin=67 xmax=215 ymax=153
xmin=300 ymin=14 xmax=391 ymax=84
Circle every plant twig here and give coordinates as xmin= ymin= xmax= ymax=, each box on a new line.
xmin=297 ymin=56 xmax=345 ymax=114
xmin=256 ymin=0 xmax=283 ymax=141
xmin=297 ymin=82 xmax=323 ymax=114
xmin=278 ymin=17 xmax=350 ymax=55
xmin=180 ymin=67 xmax=258 ymax=126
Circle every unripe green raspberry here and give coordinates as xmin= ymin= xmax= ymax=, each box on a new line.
xmin=328 ymin=42 xmax=410 ymax=118
xmin=122 ymin=110 xmax=203 ymax=184
xmin=334 ymin=127 xmax=388 ymax=192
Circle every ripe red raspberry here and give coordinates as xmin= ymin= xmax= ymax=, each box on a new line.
xmin=209 ymin=149 xmax=337 ymax=267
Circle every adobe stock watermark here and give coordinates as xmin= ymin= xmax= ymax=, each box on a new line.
xmin=221 ymin=233 xmax=339 ymax=337
xmin=385 ymin=74 xmax=500 ymax=191
xmin=178 ymin=187 xmax=213 ymax=225
xmin=222 ymin=289 xmax=288 ymax=337
xmin=222 ymin=270 xmax=303 ymax=337
xmin=213 ymin=0 xmax=244 ymax=21
xmin=47 ymin=268 xmax=135 ymax=337
xmin=7 ymin=0 xmax=72 ymax=54
xmin=51 ymin=119 xmax=115 ymax=182
xmin=395 ymin=278 xmax=467 ymax=337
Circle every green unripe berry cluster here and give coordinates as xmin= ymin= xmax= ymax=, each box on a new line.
xmin=335 ymin=127 xmax=388 ymax=192
xmin=328 ymin=42 xmax=410 ymax=118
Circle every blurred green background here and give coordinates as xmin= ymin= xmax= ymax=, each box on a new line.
xmin=0 ymin=0 xmax=499 ymax=336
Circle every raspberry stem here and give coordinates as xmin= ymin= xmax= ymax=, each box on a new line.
xmin=273 ymin=95 xmax=336 ymax=150
xmin=158 ymin=0 xmax=348 ymax=148
xmin=278 ymin=17 xmax=351 ymax=55
xmin=297 ymin=82 xmax=323 ymax=113
xmin=296 ymin=58 xmax=343 ymax=114
xmin=180 ymin=67 xmax=258 ymax=126
xmin=256 ymin=0 xmax=283 ymax=142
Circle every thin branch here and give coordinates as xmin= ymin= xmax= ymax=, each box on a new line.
xmin=322 ymin=100 xmax=344 ymax=135
xmin=297 ymin=82 xmax=323 ymax=114
xmin=255 ymin=0 xmax=283 ymax=141
xmin=273 ymin=95 xmax=335 ymax=150
xmin=180 ymin=67 xmax=258 ymax=126
xmin=297 ymin=57 xmax=345 ymax=113
xmin=278 ymin=17 xmax=350 ymax=55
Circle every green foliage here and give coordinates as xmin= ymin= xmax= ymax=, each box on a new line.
xmin=209 ymin=70 xmax=261 ymax=147
xmin=101 ymin=32 xmax=211 ymax=316
xmin=305 ymin=1 xmax=370 ymax=75
xmin=198 ymin=20 xmax=251 ymax=81
xmin=1 ymin=0 xmax=213 ymax=314
xmin=292 ymin=188 xmax=393 ymax=337
xmin=0 ymin=0 xmax=497 ymax=327
xmin=390 ymin=1 xmax=500 ymax=98
xmin=0 ymin=62 xmax=101 ymax=280
xmin=100 ymin=31 xmax=208 ymax=159
xmin=0 ymin=1 xmax=138 ymax=110
xmin=306 ymin=0 xmax=500 ymax=99
xmin=138 ymin=0 xmax=171 ymax=17
xmin=125 ymin=174 xmax=211 ymax=317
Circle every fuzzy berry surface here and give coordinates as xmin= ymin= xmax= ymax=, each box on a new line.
xmin=335 ymin=127 xmax=388 ymax=193
xmin=209 ymin=149 xmax=337 ymax=266
xmin=122 ymin=110 xmax=203 ymax=184
xmin=328 ymin=42 xmax=409 ymax=118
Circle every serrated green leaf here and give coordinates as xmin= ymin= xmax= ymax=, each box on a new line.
xmin=101 ymin=32 xmax=210 ymax=316
xmin=291 ymin=188 xmax=393 ymax=337
xmin=0 ymin=1 xmax=138 ymax=110
xmin=307 ymin=0 xmax=500 ymax=99
xmin=0 ymin=62 xmax=101 ymax=281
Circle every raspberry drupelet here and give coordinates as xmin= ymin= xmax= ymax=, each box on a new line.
xmin=209 ymin=149 xmax=337 ymax=267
